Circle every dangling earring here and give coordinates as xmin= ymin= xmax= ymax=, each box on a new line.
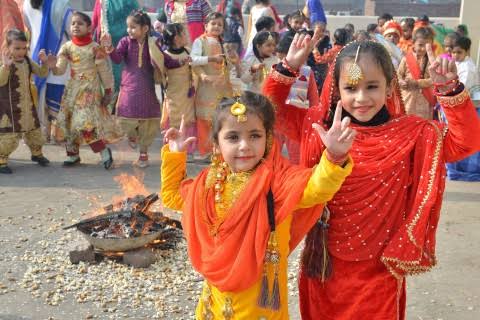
xmin=264 ymin=131 xmax=274 ymax=158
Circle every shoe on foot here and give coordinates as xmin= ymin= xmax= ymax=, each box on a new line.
xmin=134 ymin=153 xmax=149 ymax=168
xmin=128 ymin=137 xmax=138 ymax=149
xmin=63 ymin=155 xmax=81 ymax=166
xmin=101 ymin=148 xmax=113 ymax=170
xmin=31 ymin=155 xmax=50 ymax=166
xmin=0 ymin=165 xmax=12 ymax=174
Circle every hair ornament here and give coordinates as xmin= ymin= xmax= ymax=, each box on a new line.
xmin=267 ymin=32 xmax=274 ymax=42
xmin=230 ymin=100 xmax=247 ymax=122
xmin=347 ymin=45 xmax=363 ymax=86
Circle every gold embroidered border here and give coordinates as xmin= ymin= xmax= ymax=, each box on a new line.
xmin=381 ymin=121 xmax=442 ymax=279
xmin=436 ymin=88 xmax=469 ymax=108
xmin=270 ymin=70 xmax=296 ymax=85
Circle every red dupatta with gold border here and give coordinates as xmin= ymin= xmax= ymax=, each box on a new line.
xmin=300 ymin=41 xmax=446 ymax=278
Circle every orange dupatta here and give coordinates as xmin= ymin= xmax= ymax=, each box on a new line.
xmin=180 ymin=140 xmax=324 ymax=292
xmin=405 ymin=51 xmax=437 ymax=107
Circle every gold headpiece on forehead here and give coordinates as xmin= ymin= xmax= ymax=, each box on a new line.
xmin=347 ymin=45 xmax=363 ymax=86
xmin=230 ymin=100 xmax=247 ymax=122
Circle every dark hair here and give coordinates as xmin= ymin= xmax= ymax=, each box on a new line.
xmin=401 ymin=17 xmax=415 ymax=29
xmin=6 ymin=29 xmax=28 ymax=46
xmin=252 ymin=31 xmax=278 ymax=61
xmin=333 ymin=28 xmax=351 ymax=46
xmin=156 ymin=8 xmax=167 ymax=23
xmin=163 ymin=23 xmax=185 ymax=48
xmin=413 ymin=27 xmax=434 ymax=42
xmin=288 ymin=10 xmax=305 ymax=22
xmin=354 ymin=30 xmax=370 ymax=41
xmin=255 ymin=16 xmax=275 ymax=32
xmin=229 ymin=7 xmax=241 ymax=17
xmin=418 ymin=14 xmax=430 ymax=23
xmin=334 ymin=41 xmax=394 ymax=90
xmin=379 ymin=13 xmax=393 ymax=21
xmin=444 ymin=31 xmax=460 ymax=42
xmin=366 ymin=23 xmax=378 ymax=33
xmin=205 ymin=12 xmax=225 ymax=26
xmin=456 ymin=24 xmax=468 ymax=37
xmin=30 ymin=0 xmax=43 ymax=9
xmin=72 ymin=11 xmax=92 ymax=26
xmin=344 ymin=23 xmax=355 ymax=34
xmin=212 ymin=91 xmax=276 ymax=144
xmin=277 ymin=34 xmax=294 ymax=54
xmin=454 ymin=36 xmax=471 ymax=51
xmin=128 ymin=9 xmax=152 ymax=34
xmin=255 ymin=0 xmax=270 ymax=4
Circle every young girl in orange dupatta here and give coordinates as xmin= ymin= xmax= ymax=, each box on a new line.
xmin=262 ymin=32 xmax=480 ymax=319
xmin=161 ymin=78 xmax=355 ymax=318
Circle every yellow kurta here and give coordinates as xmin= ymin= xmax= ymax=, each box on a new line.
xmin=161 ymin=145 xmax=353 ymax=319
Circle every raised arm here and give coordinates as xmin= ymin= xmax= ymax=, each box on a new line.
xmin=51 ymin=43 xmax=70 ymax=76
xmin=425 ymin=43 xmax=480 ymax=162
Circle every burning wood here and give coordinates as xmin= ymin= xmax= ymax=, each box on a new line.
xmin=64 ymin=193 xmax=182 ymax=253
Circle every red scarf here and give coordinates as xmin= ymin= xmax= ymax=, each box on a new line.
xmin=300 ymin=44 xmax=445 ymax=278
xmin=180 ymin=141 xmax=324 ymax=292
xmin=72 ymin=34 xmax=93 ymax=46
xmin=405 ymin=51 xmax=436 ymax=107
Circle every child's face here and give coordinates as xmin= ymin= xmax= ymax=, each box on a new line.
xmin=414 ymin=37 xmax=431 ymax=57
xmin=443 ymin=37 xmax=455 ymax=54
xmin=127 ymin=17 xmax=149 ymax=41
xmin=289 ymin=17 xmax=304 ymax=32
xmin=8 ymin=40 xmax=28 ymax=62
xmin=205 ymin=18 xmax=224 ymax=37
xmin=70 ymin=15 xmax=91 ymax=37
xmin=217 ymin=113 xmax=266 ymax=173
xmin=401 ymin=23 xmax=412 ymax=39
xmin=174 ymin=30 xmax=188 ymax=48
xmin=384 ymin=32 xmax=399 ymax=45
xmin=338 ymin=54 xmax=390 ymax=122
xmin=452 ymin=46 xmax=467 ymax=62
xmin=256 ymin=39 xmax=276 ymax=58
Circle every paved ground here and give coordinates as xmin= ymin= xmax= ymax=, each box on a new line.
xmin=0 ymin=138 xmax=479 ymax=320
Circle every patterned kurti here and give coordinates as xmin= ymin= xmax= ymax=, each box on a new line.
xmin=0 ymin=59 xmax=48 ymax=133
xmin=54 ymin=41 xmax=113 ymax=146
xmin=109 ymin=37 xmax=169 ymax=120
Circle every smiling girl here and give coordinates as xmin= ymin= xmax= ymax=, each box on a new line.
xmin=160 ymin=84 xmax=356 ymax=318
xmin=263 ymin=32 xmax=480 ymax=319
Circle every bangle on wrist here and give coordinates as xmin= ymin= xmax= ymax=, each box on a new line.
xmin=281 ymin=58 xmax=300 ymax=77
xmin=433 ymin=76 xmax=459 ymax=92
xmin=433 ymin=82 xmax=462 ymax=96
xmin=326 ymin=149 xmax=348 ymax=166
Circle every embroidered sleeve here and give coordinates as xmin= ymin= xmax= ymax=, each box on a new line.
xmin=0 ymin=64 xmax=10 ymax=86
xmin=297 ymin=150 xmax=353 ymax=209
xmin=52 ymin=43 xmax=70 ymax=76
xmin=30 ymin=60 xmax=49 ymax=78
xmin=161 ymin=145 xmax=187 ymax=211
xmin=441 ymin=88 xmax=480 ymax=162
xmin=96 ymin=52 xmax=114 ymax=90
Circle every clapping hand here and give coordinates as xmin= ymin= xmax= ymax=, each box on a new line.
xmin=38 ymin=49 xmax=48 ymax=64
xmin=426 ymin=43 xmax=458 ymax=94
xmin=163 ymin=115 xmax=197 ymax=152
xmin=312 ymin=101 xmax=356 ymax=158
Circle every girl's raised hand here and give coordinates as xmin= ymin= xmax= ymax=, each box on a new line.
xmin=46 ymin=54 xmax=57 ymax=69
xmin=2 ymin=50 xmax=13 ymax=66
xmin=426 ymin=43 xmax=458 ymax=93
xmin=285 ymin=29 xmax=322 ymax=71
xmin=164 ymin=115 xmax=196 ymax=152
xmin=312 ymin=101 xmax=356 ymax=158
xmin=38 ymin=49 xmax=48 ymax=64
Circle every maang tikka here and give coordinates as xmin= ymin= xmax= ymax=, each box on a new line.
xmin=346 ymin=45 xmax=363 ymax=86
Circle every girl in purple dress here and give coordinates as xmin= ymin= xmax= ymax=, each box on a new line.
xmin=102 ymin=10 xmax=185 ymax=168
